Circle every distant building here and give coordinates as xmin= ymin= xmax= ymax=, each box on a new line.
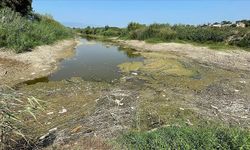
xmin=211 ymin=23 xmax=222 ymax=28
xmin=236 ymin=22 xmax=246 ymax=28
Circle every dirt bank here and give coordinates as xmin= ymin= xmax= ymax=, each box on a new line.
xmin=0 ymin=39 xmax=78 ymax=86
xmin=115 ymin=39 xmax=250 ymax=71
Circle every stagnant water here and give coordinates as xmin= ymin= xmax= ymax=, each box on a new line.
xmin=26 ymin=38 xmax=143 ymax=84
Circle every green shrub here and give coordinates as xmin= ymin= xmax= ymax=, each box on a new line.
xmin=118 ymin=125 xmax=250 ymax=150
xmin=102 ymin=27 xmax=123 ymax=37
xmin=229 ymin=33 xmax=250 ymax=48
xmin=0 ymin=8 xmax=73 ymax=53
xmin=158 ymin=27 xmax=176 ymax=41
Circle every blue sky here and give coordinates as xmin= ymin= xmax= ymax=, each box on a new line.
xmin=33 ymin=0 xmax=250 ymax=27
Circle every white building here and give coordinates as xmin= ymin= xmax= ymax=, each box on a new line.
xmin=236 ymin=22 xmax=246 ymax=28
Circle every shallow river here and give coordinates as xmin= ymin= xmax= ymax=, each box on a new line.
xmin=28 ymin=38 xmax=143 ymax=84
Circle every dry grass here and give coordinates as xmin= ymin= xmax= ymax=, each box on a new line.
xmin=44 ymin=137 xmax=112 ymax=150
xmin=0 ymin=85 xmax=44 ymax=149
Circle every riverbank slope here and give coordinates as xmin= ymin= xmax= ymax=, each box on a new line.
xmin=114 ymin=39 xmax=250 ymax=71
xmin=0 ymin=39 xmax=78 ymax=86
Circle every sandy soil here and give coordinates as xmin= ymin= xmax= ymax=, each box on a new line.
xmin=115 ymin=40 xmax=250 ymax=71
xmin=0 ymin=39 xmax=78 ymax=86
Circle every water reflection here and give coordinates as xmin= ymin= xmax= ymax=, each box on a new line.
xmin=47 ymin=38 xmax=143 ymax=82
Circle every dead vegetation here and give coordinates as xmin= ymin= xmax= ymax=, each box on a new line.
xmin=0 ymin=85 xmax=44 ymax=149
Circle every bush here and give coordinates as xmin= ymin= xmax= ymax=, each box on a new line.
xmin=229 ymin=33 xmax=250 ymax=48
xmin=118 ymin=125 xmax=250 ymax=150
xmin=81 ymin=26 xmax=124 ymax=37
xmin=0 ymin=8 xmax=73 ymax=53
xmin=103 ymin=27 xmax=123 ymax=37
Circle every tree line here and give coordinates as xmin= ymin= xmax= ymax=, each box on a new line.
xmin=80 ymin=21 xmax=250 ymax=49
xmin=0 ymin=0 xmax=73 ymax=53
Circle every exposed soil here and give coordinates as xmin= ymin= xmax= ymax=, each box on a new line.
xmin=115 ymin=39 xmax=250 ymax=71
xmin=0 ymin=39 xmax=78 ymax=86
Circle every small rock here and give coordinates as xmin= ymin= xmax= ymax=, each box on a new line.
xmin=239 ymin=80 xmax=246 ymax=84
xmin=162 ymin=94 xmax=166 ymax=97
xmin=234 ymin=89 xmax=240 ymax=92
xmin=131 ymin=72 xmax=138 ymax=76
xmin=131 ymin=107 xmax=134 ymax=110
xmin=31 ymin=72 xmax=36 ymax=75
xmin=179 ymin=107 xmax=184 ymax=111
xmin=47 ymin=112 xmax=54 ymax=115
xmin=59 ymin=107 xmax=67 ymax=114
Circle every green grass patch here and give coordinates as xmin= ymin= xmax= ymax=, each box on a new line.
xmin=118 ymin=124 xmax=250 ymax=150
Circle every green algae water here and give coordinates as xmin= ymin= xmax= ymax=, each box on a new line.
xmin=48 ymin=38 xmax=143 ymax=82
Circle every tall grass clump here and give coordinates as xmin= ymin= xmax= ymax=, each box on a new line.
xmin=0 ymin=85 xmax=44 ymax=149
xmin=118 ymin=125 xmax=250 ymax=150
xmin=0 ymin=8 xmax=73 ymax=53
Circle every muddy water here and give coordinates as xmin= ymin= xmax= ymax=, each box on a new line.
xmin=47 ymin=39 xmax=143 ymax=82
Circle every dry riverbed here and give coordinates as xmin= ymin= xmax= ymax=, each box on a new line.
xmin=1 ymin=39 xmax=250 ymax=149
xmin=115 ymin=39 xmax=250 ymax=71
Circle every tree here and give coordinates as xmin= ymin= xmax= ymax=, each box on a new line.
xmin=0 ymin=0 xmax=32 ymax=16
xmin=104 ymin=25 xmax=110 ymax=31
xmin=221 ymin=21 xmax=232 ymax=25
